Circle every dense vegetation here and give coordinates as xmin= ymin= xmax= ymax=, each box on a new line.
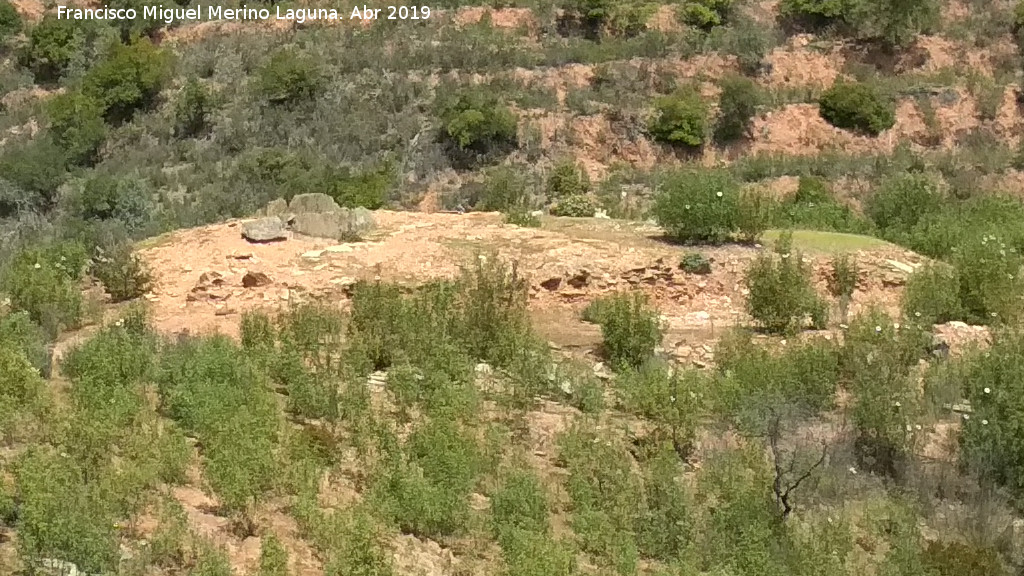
xmin=3 ymin=0 xmax=1024 ymax=574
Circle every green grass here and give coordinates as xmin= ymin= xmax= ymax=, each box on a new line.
xmin=761 ymin=229 xmax=894 ymax=254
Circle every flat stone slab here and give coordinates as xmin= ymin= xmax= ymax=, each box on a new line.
xmin=242 ymin=217 xmax=287 ymax=243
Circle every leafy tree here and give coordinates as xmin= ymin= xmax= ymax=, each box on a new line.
xmin=83 ymin=38 xmax=173 ymax=124
xmin=714 ymin=74 xmax=761 ymax=144
xmin=848 ymin=0 xmax=940 ymax=51
xmin=901 ymin=262 xmax=961 ymax=324
xmin=778 ymin=0 xmax=849 ymax=31
xmin=91 ymin=241 xmax=153 ymax=303
xmin=256 ymin=49 xmax=324 ymax=106
xmin=174 ymin=78 xmax=215 ymax=138
xmin=648 ymin=87 xmax=709 ymax=150
xmin=475 ymin=165 xmax=532 ymax=212
xmin=559 ymin=0 xmax=651 ymax=38
xmin=46 ymin=91 xmax=107 ymax=166
xmin=866 ymin=172 xmax=945 ymax=237
xmin=818 ymin=81 xmax=895 ymax=136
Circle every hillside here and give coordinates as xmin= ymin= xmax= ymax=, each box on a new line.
xmin=3 ymin=1 xmax=1024 ymax=576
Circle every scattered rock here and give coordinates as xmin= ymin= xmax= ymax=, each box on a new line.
xmin=302 ymin=250 xmax=325 ymax=260
xmin=214 ymin=306 xmax=236 ymax=316
xmin=241 ymin=271 xmax=272 ymax=288
xmin=242 ymin=217 xmax=288 ymax=243
xmin=567 ymin=270 xmax=590 ymax=289
xmin=325 ymin=244 xmax=354 ymax=253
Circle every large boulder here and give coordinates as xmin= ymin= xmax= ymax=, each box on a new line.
xmin=264 ymin=198 xmax=289 ymax=218
xmin=291 ymin=207 xmax=375 ymax=240
xmin=288 ymin=193 xmax=340 ymax=214
xmin=242 ymin=217 xmax=288 ymax=243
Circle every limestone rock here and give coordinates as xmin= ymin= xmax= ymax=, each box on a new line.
xmin=264 ymin=198 xmax=289 ymax=218
xmin=242 ymin=217 xmax=288 ymax=243
xmin=290 ymin=208 xmax=376 ymax=240
xmin=289 ymin=193 xmax=341 ymax=214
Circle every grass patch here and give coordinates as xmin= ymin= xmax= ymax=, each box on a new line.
xmin=760 ymin=229 xmax=894 ymax=254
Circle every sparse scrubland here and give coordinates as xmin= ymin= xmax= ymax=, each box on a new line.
xmin=4 ymin=0 xmax=1024 ymax=575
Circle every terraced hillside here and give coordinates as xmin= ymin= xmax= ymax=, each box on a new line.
xmin=3 ymin=1 xmax=1024 ymax=576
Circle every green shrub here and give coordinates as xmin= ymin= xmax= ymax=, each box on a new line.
xmin=0 ymin=0 xmax=20 ymax=41
xmin=503 ymin=210 xmax=541 ymax=228
xmin=851 ymin=0 xmax=940 ymax=50
xmin=257 ymin=49 xmax=324 ymax=106
xmin=952 ymin=234 xmax=1024 ymax=325
xmin=590 ymin=291 xmax=662 ymax=370
xmin=174 ymin=78 xmax=215 ymax=139
xmin=476 ymin=165 xmax=532 ymax=211
xmin=827 ymin=253 xmax=859 ymax=322
xmin=744 ymin=232 xmax=827 ymax=334
xmin=901 ymin=262 xmax=961 ymax=324
xmin=500 ymin=528 xmax=577 ymax=576
xmin=653 ymin=168 xmax=741 ymax=245
xmin=921 ymin=541 xmax=1009 ymax=576
xmin=82 ymin=38 xmax=173 ymax=124
xmin=0 ymin=311 xmax=50 ymax=375
xmin=617 ymin=361 xmax=706 ymax=457
xmin=778 ymin=0 xmax=848 ymax=30
xmin=0 ymin=139 xmax=68 ymax=212
xmin=559 ymin=0 xmax=651 ymax=38
xmin=679 ymin=0 xmax=733 ymax=29
xmin=0 ymin=348 xmax=49 ymax=444
xmin=258 ymin=534 xmax=290 ymax=576
xmin=818 ymin=81 xmax=895 ymax=136
xmin=20 ymin=16 xmax=86 ymax=83
xmin=240 ymin=310 xmax=276 ymax=353
xmin=714 ymin=74 xmax=761 ymax=145
xmin=1 ymin=243 xmax=86 ymax=336
xmin=319 ymin=507 xmax=395 ymax=576
xmin=550 ymin=194 xmax=598 ymax=217
xmin=439 ymin=89 xmax=518 ymax=157
xmin=680 ymin=252 xmax=712 ymax=275
xmin=546 ymin=158 xmax=590 ymax=199
xmin=648 ymin=87 xmax=709 ymax=150
xmin=492 ymin=469 xmax=550 ymax=538
xmin=736 ymin=189 xmax=770 ymax=244
xmin=91 ymin=242 xmax=153 ymax=303
xmin=69 ymin=173 xmax=151 ymax=233
xmin=1015 ymin=0 xmax=1024 ymax=35
xmin=867 ymin=172 xmax=945 ymax=237
xmin=635 ymin=449 xmax=694 ymax=562
xmin=46 ymin=91 xmax=107 ymax=167
xmin=842 ymin=309 xmax=928 ymax=479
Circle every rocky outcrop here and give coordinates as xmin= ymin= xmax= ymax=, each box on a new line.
xmin=258 ymin=195 xmax=376 ymax=241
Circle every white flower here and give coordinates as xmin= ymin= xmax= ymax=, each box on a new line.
xmin=915 ymin=311 xmax=921 ymax=317
xmin=963 ymin=414 xmax=970 ymax=420
xmin=915 ymin=424 xmax=922 ymax=431
xmin=685 ymin=204 xmax=691 ymax=210
xmin=905 ymin=425 xmax=912 ymax=432
xmin=982 ymin=419 xmax=989 ymax=425
xmin=875 ymin=326 xmax=882 ymax=333
xmin=33 ymin=263 xmax=41 ymax=269
xmin=984 ymin=387 xmax=991 ymax=394
xmin=849 ymin=467 xmax=857 ymax=475
xmin=716 ymin=192 xmax=723 ymax=198
xmin=894 ymin=401 xmax=901 ymax=408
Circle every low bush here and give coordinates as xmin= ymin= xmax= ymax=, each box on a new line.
xmin=1 ymin=243 xmax=86 ymax=337
xmin=744 ymin=232 xmax=827 ymax=334
xmin=256 ymin=49 xmax=324 ymax=106
xmin=653 ymin=168 xmax=741 ymax=245
xmin=679 ymin=0 xmax=733 ymax=30
xmin=174 ymin=78 xmax=216 ymax=139
xmin=550 ymin=194 xmax=598 ymax=217
xmin=491 ymin=469 xmax=550 ymax=538
xmin=921 ymin=541 xmax=1009 ymax=576
xmin=648 ymin=87 xmax=709 ymax=150
xmin=91 ymin=242 xmax=153 ymax=303
xmin=546 ymin=159 xmax=590 ymax=199
xmin=952 ymin=233 xmax=1024 ymax=325
xmin=82 ymin=39 xmax=173 ymax=124
xmin=819 ymin=81 xmax=895 ymax=136
xmin=680 ymin=252 xmax=712 ymax=275
xmin=0 ymin=0 xmax=20 ymax=41
xmin=500 ymin=528 xmax=577 ymax=576
xmin=901 ymin=262 xmax=961 ymax=324
xmin=20 ymin=16 xmax=90 ymax=84
xmin=867 ymin=172 xmax=946 ymax=238
xmin=46 ymin=91 xmax=107 ymax=167
xmin=438 ymin=88 xmax=518 ymax=159
xmin=827 ymin=253 xmax=859 ymax=322
xmin=617 ymin=361 xmax=706 ymax=457
xmin=778 ymin=0 xmax=848 ymax=31
xmin=503 ymin=210 xmax=541 ymax=228
xmin=258 ymin=534 xmax=289 ymax=576
xmin=590 ymin=291 xmax=663 ymax=369
xmin=714 ymin=74 xmax=761 ymax=145
xmin=475 ymin=165 xmax=533 ymax=212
